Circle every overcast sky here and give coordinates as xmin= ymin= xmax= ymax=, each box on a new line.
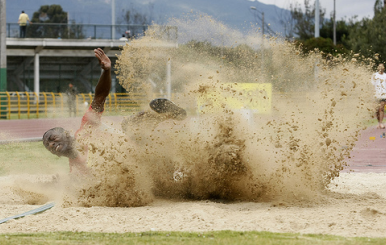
xmin=256 ymin=0 xmax=376 ymax=20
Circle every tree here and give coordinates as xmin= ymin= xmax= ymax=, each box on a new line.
xmin=374 ymin=0 xmax=384 ymax=15
xmin=117 ymin=3 xmax=155 ymax=38
xmin=347 ymin=1 xmax=386 ymax=63
xmin=27 ymin=5 xmax=84 ymax=39
xmin=286 ymin=0 xmax=355 ymax=57
xmin=277 ymin=7 xmax=296 ymax=40
xmin=289 ymin=0 xmax=326 ymax=41
xmin=320 ymin=18 xmax=351 ymax=47
xmin=300 ymin=37 xmax=348 ymax=55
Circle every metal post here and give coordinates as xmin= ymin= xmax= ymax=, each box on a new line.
xmin=262 ymin=12 xmax=265 ymax=37
xmin=166 ymin=59 xmax=171 ymax=100
xmin=314 ymin=0 xmax=320 ymax=83
xmin=67 ymin=12 xmax=70 ymax=38
xmin=333 ymin=0 xmax=336 ymax=45
xmin=90 ymin=62 xmax=93 ymax=92
xmin=250 ymin=7 xmax=265 ymax=73
xmin=315 ymin=0 xmax=320 ymax=38
xmin=34 ymin=53 xmax=40 ymax=101
xmin=90 ymin=62 xmax=92 ymax=93
xmin=261 ymin=12 xmax=264 ymax=73
xmin=0 ymin=0 xmax=7 ymax=119
xmin=112 ymin=0 xmax=115 ymax=40
xmin=58 ymin=64 xmax=61 ymax=92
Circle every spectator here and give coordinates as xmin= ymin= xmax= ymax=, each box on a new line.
xmin=371 ymin=63 xmax=386 ymax=129
xmin=18 ymin=10 xmax=32 ymax=38
xmin=119 ymin=34 xmax=128 ymax=41
xmin=125 ymin=30 xmax=131 ymax=39
xmin=66 ymin=83 xmax=78 ymax=117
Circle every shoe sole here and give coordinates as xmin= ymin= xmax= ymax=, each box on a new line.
xmin=149 ymin=98 xmax=187 ymax=120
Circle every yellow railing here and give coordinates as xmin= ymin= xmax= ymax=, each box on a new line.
xmin=0 ymin=92 xmax=147 ymax=120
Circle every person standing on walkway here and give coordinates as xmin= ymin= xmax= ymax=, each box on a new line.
xmin=371 ymin=63 xmax=386 ymax=129
xmin=66 ymin=83 xmax=78 ymax=117
xmin=18 ymin=11 xmax=32 ymax=38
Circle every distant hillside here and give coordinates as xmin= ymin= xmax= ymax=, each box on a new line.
xmin=7 ymin=0 xmax=291 ymax=37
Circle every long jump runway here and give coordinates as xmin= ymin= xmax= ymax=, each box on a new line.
xmin=343 ymin=126 xmax=386 ymax=173
xmin=0 ymin=118 xmax=385 ymax=173
xmin=0 ymin=116 xmax=123 ymax=142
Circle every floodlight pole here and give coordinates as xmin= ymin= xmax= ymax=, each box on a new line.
xmin=112 ymin=0 xmax=115 ymax=40
xmin=333 ymin=0 xmax=336 ymax=45
xmin=0 ymin=0 xmax=7 ymax=119
xmin=166 ymin=59 xmax=171 ymax=100
xmin=315 ymin=0 xmax=320 ymax=38
xmin=250 ymin=6 xmax=265 ymax=73
xmin=0 ymin=0 xmax=6 ymax=91
xmin=250 ymin=6 xmax=264 ymax=39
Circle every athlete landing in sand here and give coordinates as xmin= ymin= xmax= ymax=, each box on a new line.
xmin=43 ymin=48 xmax=186 ymax=174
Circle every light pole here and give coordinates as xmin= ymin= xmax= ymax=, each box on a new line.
xmin=250 ymin=6 xmax=264 ymax=38
xmin=112 ymin=0 xmax=116 ymax=40
xmin=250 ymin=6 xmax=265 ymax=73
xmin=315 ymin=0 xmax=320 ymax=38
xmin=333 ymin=0 xmax=336 ymax=45
xmin=0 ymin=0 xmax=6 ymax=119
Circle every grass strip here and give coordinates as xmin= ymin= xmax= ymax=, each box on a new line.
xmin=0 ymin=231 xmax=384 ymax=245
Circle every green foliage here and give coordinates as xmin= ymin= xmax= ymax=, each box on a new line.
xmin=348 ymin=5 xmax=386 ymax=64
xmin=374 ymin=0 xmax=384 ymax=15
xmin=320 ymin=18 xmax=352 ymax=47
xmin=297 ymin=37 xmax=348 ymax=56
xmin=287 ymin=1 xmax=353 ymax=57
xmin=27 ymin=4 xmax=84 ymax=39
xmin=34 ymin=4 xmax=67 ymax=23
xmin=287 ymin=0 xmax=386 ymax=64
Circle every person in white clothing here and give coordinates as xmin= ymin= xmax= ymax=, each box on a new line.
xmin=371 ymin=63 xmax=386 ymax=129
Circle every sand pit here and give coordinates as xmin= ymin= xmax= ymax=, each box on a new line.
xmin=0 ymin=172 xmax=385 ymax=238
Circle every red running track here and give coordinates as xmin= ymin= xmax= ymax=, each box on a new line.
xmin=0 ymin=116 xmax=123 ymax=142
xmin=0 ymin=118 xmax=385 ymax=173
xmin=343 ymin=125 xmax=386 ymax=173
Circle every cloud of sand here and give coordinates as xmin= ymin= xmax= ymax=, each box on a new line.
xmin=113 ymin=14 xmax=375 ymax=203
xmin=2 ymin=14 xmax=376 ymax=207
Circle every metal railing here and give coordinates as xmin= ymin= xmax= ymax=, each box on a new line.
xmin=7 ymin=23 xmax=178 ymax=41
xmin=0 ymin=92 xmax=147 ymax=120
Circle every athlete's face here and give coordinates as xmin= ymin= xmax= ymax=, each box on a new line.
xmin=43 ymin=128 xmax=75 ymax=157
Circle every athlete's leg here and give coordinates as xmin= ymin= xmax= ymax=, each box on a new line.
xmin=378 ymin=100 xmax=386 ymax=129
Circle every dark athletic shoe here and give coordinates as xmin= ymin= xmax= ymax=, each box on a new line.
xmin=149 ymin=98 xmax=187 ymax=120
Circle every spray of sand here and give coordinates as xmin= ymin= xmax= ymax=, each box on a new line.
xmin=113 ymin=14 xmax=376 ymax=203
xmin=1 ymin=14 xmax=377 ymax=207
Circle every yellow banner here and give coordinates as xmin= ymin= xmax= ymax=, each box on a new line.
xmin=197 ymin=83 xmax=272 ymax=114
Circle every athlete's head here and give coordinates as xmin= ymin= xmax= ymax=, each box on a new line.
xmin=43 ymin=127 xmax=76 ymax=158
